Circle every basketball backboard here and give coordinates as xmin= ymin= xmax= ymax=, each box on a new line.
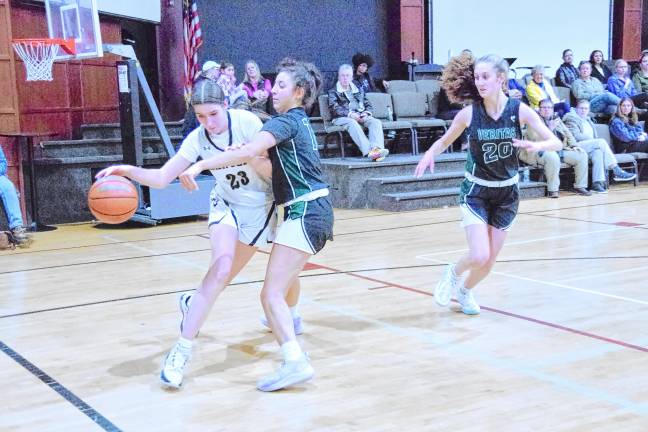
xmin=45 ymin=0 xmax=102 ymax=60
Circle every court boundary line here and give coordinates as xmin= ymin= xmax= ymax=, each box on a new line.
xmin=4 ymin=194 xmax=646 ymax=257
xmin=3 ymin=238 xmax=647 ymax=354
xmin=0 ymin=340 xmax=122 ymax=432
xmin=309 ymin=262 xmax=648 ymax=354
xmin=305 ymin=297 xmax=648 ymax=416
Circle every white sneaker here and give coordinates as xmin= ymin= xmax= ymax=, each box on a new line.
xmin=160 ymin=343 xmax=191 ymax=388
xmin=435 ymin=264 xmax=459 ymax=307
xmin=260 ymin=315 xmax=304 ymax=335
xmin=456 ymin=286 xmax=480 ymax=315
xmin=256 ymin=355 xmax=314 ymax=392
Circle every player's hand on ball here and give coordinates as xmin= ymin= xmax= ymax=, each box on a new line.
xmin=179 ymin=164 xmax=202 ymax=191
xmin=414 ymin=150 xmax=435 ymax=177
xmin=512 ymin=138 xmax=543 ymax=153
xmin=95 ymin=165 xmax=131 ymax=179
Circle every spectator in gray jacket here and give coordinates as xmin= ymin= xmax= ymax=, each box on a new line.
xmin=328 ymin=64 xmax=388 ymax=161
xmin=563 ymin=99 xmax=636 ymax=192
xmin=571 ymin=62 xmax=620 ymax=114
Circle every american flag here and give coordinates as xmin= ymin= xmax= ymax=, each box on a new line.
xmin=183 ymin=0 xmax=203 ymax=100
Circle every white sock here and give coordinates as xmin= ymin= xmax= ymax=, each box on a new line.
xmin=289 ymin=305 xmax=300 ymax=319
xmin=177 ymin=337 xmax=193 ymax=354
xmin=281 ymin=340 xmax=303 ymax=362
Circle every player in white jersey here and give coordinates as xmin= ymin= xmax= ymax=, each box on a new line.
xmin=95 ymin=79 xmax=301 ymax=389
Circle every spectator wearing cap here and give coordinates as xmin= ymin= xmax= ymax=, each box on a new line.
xmin=201 ymin=60 xmax=220 ymax=80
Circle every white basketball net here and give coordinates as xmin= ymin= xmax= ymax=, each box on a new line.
xmin=12 ymin=41 xmax=60 ymax=81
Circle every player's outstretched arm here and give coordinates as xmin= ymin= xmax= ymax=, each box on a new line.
xmin=414 ymin=107 xmax=471 ymax=177
xmin=180 ymin=132 xmax=276 ymax=191
xmin=95 ymin=154 xmax=191 ymax=189
xmin=225 ymin=143 xmax=272 ymax=180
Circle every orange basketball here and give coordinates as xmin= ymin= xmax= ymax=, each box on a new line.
xmin=88 ymin=175 xmax=138 ymax=224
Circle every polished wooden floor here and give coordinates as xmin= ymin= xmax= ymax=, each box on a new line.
xmin=2 ymin=185 xmax=648 ymax=431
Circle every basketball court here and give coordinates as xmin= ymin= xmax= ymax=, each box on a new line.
xmin=1 ymin=186 xmax=647 ymax=431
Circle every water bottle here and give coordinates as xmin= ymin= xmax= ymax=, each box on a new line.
xmin=387 ymin=106 xmax=394 ymax=121
xmin=521 ymin=167 xmax=530 ymax=182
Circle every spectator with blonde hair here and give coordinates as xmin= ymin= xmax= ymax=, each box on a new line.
xmin=241 ymin=60 xmax=273 ymax=119
xmin=609 ymin=97 xmax=648 ymax=153
xmin=607 ymin=59 xmax=648 ymax=109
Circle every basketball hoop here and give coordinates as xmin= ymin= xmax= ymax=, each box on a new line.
xmin=11 ymin=38 xmax=76 ymax=81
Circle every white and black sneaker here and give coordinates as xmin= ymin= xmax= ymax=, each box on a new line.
xmin=160 ymin=343 xmax=191 ymax=388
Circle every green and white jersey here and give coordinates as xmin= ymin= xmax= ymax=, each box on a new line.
xmin=262 ymin=107 xmax=328 ymax=205
xmin=178 ymin=109 xmax=272 ymax=207
xmin=465 ymin=98 xmax=522 ymax=181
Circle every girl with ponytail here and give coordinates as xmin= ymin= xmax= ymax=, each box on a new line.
xmin=415 ymin=52 xmax=561 ymax=315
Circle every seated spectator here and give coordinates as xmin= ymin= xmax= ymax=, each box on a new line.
xmin=632 ymin=52 xmax=648 ymax=94
xmin=328 ymin=64 xmax=388 ymax=161
xmin=526 ymin=65 xmax=570 ymax=117
xmin=241 ymin=60 xmax=273 ymax=120
xmin=352 ymin=53 xmax=397 ymax=139
xmin=523 ymin=99 xmax=591 ymax=197
xmin=182 ymin=61 xmax=220 ymax=139
xmin=555 ymin=49 xmax=579 ymax=88
xmin=607 ymin=59 xmax=648 ymax=109
xmin=609 ymin=97 xmax=648 ymax=153
xmin=590 ymin=50 xmax=613 ymax=85
xmin=352 ymin=52 xmax=389 ymax=93
xmin=572 ymin=62 xmax=620 ymax=114
xmin=0 ymin=145 xmax=32 ymax=247
xmin=201 ymin=60 xmax=220 ymax=81
xmin=564 ymin=99 xmax=636 ymax=192
xmin=216 ymin=62 xmax=248 ymax=109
